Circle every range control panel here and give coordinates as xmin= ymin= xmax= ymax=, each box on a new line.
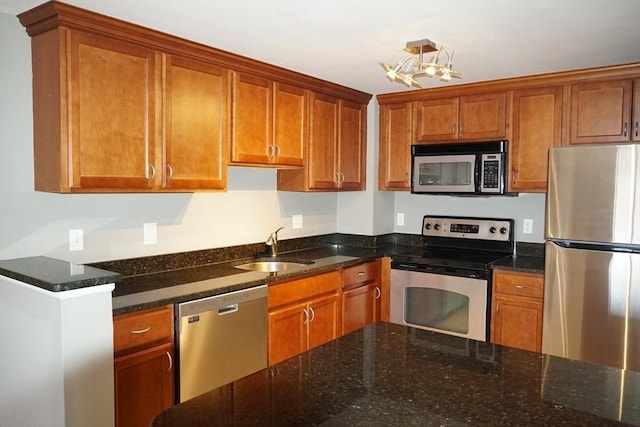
xmin=422 ymin=216 xmax=512 ymax=241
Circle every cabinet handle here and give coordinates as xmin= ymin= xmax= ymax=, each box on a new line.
xmin=496 ymin=302 xmax=501 ymax=313
xmin=375 ymin=286 xmax=381 ymax=299
xmin=148 ymin=164 xmax=156 ymax=181
xmin=130 ymin=326 xmax=151 ymax=334
xmin=357 ymin=272 xmax=365 ymax=277
xmin=452 ymin=124 xmax=456 ymax=135
xmin=302 ymin=308 xmax=308 ymax=324
xmin=340 ymin=172 xmax=345 ymax=184
xmin=166 ymin=351 xmax=173 ymax=372
xmin=514 ymin=285 xmax=527 ymax=289
xmin=309 ymin=306 xmax=316 ymax=322
xmin=459 ymin=124 xmax=463 ymax=134
xmin=274 ymin=145 xmax=281 ymax=158
xmin=635 ymin=121 xmax=638 ymax=138
xmin=268 ymin=144 xmax=275 ymax=158
xmin=624 ymin=122 xmax=628 ymax=137
xmin=404 ymin=172 xmax=409 ymax=184
xmin=166 ymin=164 xmax=173 ymax=183
xmin=512 ymin=172 xmax=518 ymax=184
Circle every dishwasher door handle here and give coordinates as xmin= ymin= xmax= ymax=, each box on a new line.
xmin=217 ymin=304 xmax=239 ymax=315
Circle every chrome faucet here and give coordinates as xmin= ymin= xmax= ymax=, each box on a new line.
xmin=265 ymin=226 xmax=284 ymax=257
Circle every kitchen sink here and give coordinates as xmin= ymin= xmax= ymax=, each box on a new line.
xmin=234 ymin=257 xmax=315 ymax=273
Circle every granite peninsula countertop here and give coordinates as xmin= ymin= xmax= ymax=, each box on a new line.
xmin=153 ymin=322 xmax=639 ymax=426
xmin=0 ymin=255 xmax=120 ymax=292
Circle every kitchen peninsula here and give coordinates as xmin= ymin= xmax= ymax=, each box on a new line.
xmin=153 ymin=322 xmax=639 ymax=426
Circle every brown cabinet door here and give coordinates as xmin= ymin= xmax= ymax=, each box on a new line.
xmin=273 ymin=83 xmax=306 ymax=166
xmin=510 ymin=86 xmax=562 ymax=192
xmin=268 ymin=301 xmax=307 ymax=365
xmin=342 ymin=283 xmax=378 ymax=335
xmin=230 ymin=72 xmax=271 ymax=164
xmin=568 ymin=79 xmax=633 ymax=145
xmin=491 ymin=296 xmax=543 ymax=352
xmin=337 ymin=100 xmax=366 ymax=190
xmin=69 ymin=31 xmax=157 ymax=190
xmin=379 ymin=102 xmax=413 ymax=190
xmin=165 ymin=56 xmax=228 ymax=190
xmin=415 ymin=98 xmax=459 ymax=142
xmin=114 ymin=342 xmax=174 ymax=427
xmin=306 ymin=293 xmax=340 ymax=351
xmin=308 ymin=93 xmax=339 ymax=189
xmin=459 ymin=92 xmax=507 ymax=140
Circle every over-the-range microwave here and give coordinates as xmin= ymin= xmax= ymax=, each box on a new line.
xmin=411 ymin=140 xmax=510 ymax=195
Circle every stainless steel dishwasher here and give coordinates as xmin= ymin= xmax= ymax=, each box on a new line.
xmin=176 ymin=285 xmax=268 ymax=402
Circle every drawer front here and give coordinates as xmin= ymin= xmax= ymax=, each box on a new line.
xmin=493 ymin=271 xmax=544 ymax=299
xmin=269 ymin=270 xmax=340 ymax=309
xmin=342 ymin=261 xmax=380 ymax=289
xmin=114 ymin=305 xmax=173 ymax=354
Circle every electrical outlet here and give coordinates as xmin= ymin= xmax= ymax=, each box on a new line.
xmin=143 ymin=222 xmax=157 ymax=245
xmin=292 ymin=214 xmax=303 ymax=229
xmin=523 ymin=219 xmax=533 ymax=234
xmin=69 ymin=229 xmax=84 ymax=251
xmin=397 ymin=213 xmax=405 ymax=226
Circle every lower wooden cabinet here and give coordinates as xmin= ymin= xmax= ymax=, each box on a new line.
xmin=113 ymin=305 xmax=175 ymax=427
xmin=268 ymin=271 xmax=341 ymax=365
xmin=341 ymin=260 xmax=381 ymax=335
xmin=491 ymin=270 xmax=544 ymax=352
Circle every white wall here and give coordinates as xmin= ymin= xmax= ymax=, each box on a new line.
xmin=0 ymin=10 xmax=545 ymax=266
xmin=393 ymin=192 xmax=546 ymax=242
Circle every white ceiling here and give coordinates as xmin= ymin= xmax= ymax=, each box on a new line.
xmin=2 ymin=0 xmax=640 ymax=95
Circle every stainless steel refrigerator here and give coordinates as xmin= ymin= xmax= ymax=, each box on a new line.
xmin=543 ymin=144 xmax=640 ymax=372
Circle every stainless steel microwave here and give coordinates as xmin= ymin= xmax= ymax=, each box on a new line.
xmin=411 ymin=141 xmax=509 ymax=195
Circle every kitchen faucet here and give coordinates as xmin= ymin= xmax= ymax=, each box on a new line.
xmin=265 ymin=226 xmax=284 ymax=257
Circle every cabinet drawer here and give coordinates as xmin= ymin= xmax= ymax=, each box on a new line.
xmin=342 ymin=261 xmax=380 ymax=289
xmin=114 ymin=305 xmax=173 ymax=354
xmin=269 ymin=271 xmax=340 ymax=308
xmin=493 ymin=271 xmax=544 ymax=299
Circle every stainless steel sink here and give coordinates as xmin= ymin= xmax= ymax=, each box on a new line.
xmin=234 ymin=257 xmax=315 ymax=273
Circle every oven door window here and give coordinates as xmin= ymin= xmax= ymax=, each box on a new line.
xmin=405 ymin=287 xmax=469 ymax=334
xmin=414 ymin=154 xmax=476 ymax=193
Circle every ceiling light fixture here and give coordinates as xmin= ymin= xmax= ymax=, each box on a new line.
xmin=380 ymin=38 xmax=462 ymax=88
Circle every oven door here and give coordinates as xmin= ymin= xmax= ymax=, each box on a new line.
xmin=412 ymin=154 xmax=477 ymax=194
xmin=390 ymin=269 xmax=488 ymax=341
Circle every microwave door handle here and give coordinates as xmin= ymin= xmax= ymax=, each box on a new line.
xmin=475 ymin=158 xmax=481 ymax=192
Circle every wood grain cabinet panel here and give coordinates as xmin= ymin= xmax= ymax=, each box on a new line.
xmin=378 ymin=102 xmax=414 ymax=190
xmin=165 ymin=55 xmax=228 ymax=190
xmin=415 ymin=92 xmax=507 ymax=143
xmin=273 ymin=83 xmax=307 ymax=166
xmin=68 ymin=31 xmax=158 ymax=191
xmin=567 ymin=78 xmax=637 ymax=145
xmin=341 ymin=261 xmax=381 ymax=335
xmin=509 ymin=86 xmax=563 ymax=192
xmin=277 ymin=92 xmax=367 ymax=191
xmin=491 ymin=271 xmax=544 ymax=352
xmin=268 ymin=271 xmax=341 ymax=365
xmin=113 ymin=305 xmax=174 ymax=427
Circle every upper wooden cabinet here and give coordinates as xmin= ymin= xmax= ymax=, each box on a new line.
xmin=378 ymin=102 xmax=414 ymax=190
xmin=165 ymin=55 xmax=228 ymax=190
xmin=19 ymin=1 xmax=371 ymax=193
xmin=229 ymin=74 xmax=306 ymax=167
xmin=277 ymin=92 xmax=367 ymax=191
xmin=509 ymin=86 xmax=563 ymax=192
xmin=567 ymin=78 xmax=640 ymax=145
xmin=415 ymin=93 xmax=507 ymax=142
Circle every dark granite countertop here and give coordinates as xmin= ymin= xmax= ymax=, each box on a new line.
xmin=153 ymin=322 xmax=639 ymax=426
xmin=491 ymin=254 xmax=545 ymax=274
xmin=111 ymin=245 xmax=391 ymax=314
xmin=0 ymin=256 xmax=120 ymax=292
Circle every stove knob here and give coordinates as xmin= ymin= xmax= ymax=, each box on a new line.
xmin=500 ymin=227 xmax=508 ymax=234
xmin=434 ymin=224 xmax=441 ymax=231
xmin=425 ymin=223 xmax=431 ymax=230
xmin=489 ymin=226 xmax=497 ymax=234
